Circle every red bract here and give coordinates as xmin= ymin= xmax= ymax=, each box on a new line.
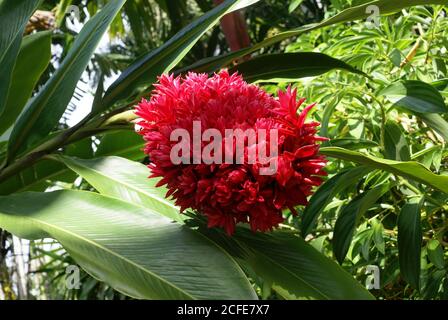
xmin=135 ymin=70 xmax=328 ymax=235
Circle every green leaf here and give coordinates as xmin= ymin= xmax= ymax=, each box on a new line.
xmin=397 ymin=197 xmax=423 ymax=289
xmin=301 ymin=166 xmax=373 ymax=236
xmin=288 ymin=0 xmax=304 ymax=13
xmin=0 ymin=190 xmax=257 ymax=300
xmin=0 ymin=139 xmax=93 ymax=195
xmin=326 ymin=138 xmax=379 ymax=150
xmin=52 ymin=155 xmax=373 ymax=299
xmin=7 ymin=0 xmax=126 ymax=160
xmin=0 ymin=31 xmax=52 ymax=135
xmin=333 ymin=183 xmax=391 ymax=264
xmin=380 ymin=80 xmax=447 ymax=114
xmin=384 ymin=120 xmax=411 ymax=161
xmin=95 ymin=130 xmax=145 ymax=160
xmin=431 ymin=78 xmax=448 ymax=91
xmin=0 ymin=0 xmax=41 ymax=116
xmin=372 ymin=218 xmax=385 ymax=254
xmin=229 ymin=52 xmax=366 ymax=83
xmin=182 ymin=0 xmax=447 ymax=73
xmin=415 ymin=113 xmax=448 ymax=142
xmin=101 ymin=0 xmax=260 ymax=108
xmin=320 ymin=147 xmax=448 ymax=194
xmin=208 ymin=229 xmax=374 ymax=299
xmin=427 ymin=240 xmax=445 ymax=270
xmin=50 ymin=155 xmax=182 ymax=223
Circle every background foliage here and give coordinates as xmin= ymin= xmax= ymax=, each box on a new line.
xmin=0 ymin=0 xmax=447 ymax=300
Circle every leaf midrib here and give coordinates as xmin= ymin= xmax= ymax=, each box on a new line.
xmin=235 ymin=238 xmax=331 ymax=299
xmin=0 ymin=199 xmax=196 ymax=300
xmin=66 ymin=157 xmax=178 ymax=211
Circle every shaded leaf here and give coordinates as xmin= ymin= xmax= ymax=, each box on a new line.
xmin=0 ymin=190 xmax=256 ymax=300
xmin=0 ymin=0 xmax=41 ymax=115
xmin=8 ymin=0 xmax=126 ymax=160
xmin=333 ymin=183 xmax=391 ymax=264
xmin=50 ymin=155 xmax=181 ymax=223
xmin=384 ymin=120 xmax=411 ymax=161
xmin=206 ymin=229 xmax=375 ymax=300
xmin=301 ymin=166 xmax=373 ymax=236
xmin=397 ymin=197 xmax=423 ymax=289
xmin=0 ymin=31 xmax=52 ymax=135
xmin=101 ymin=0 xmax=260 ymax=108
xmin=380 ymin=80 xmax=447 ymax=114
xmin=182 ymin=0 xmax=447 ymax=73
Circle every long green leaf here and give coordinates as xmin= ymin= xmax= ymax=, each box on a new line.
xmin=380 ymin=80 xmax=447 ymax=114
xmin=181 ymin=0 xmax=447 ymax=73
xmin=229 ymin=52 xmax=366 ymax=83
xmin=0 ymin=139 xmax=93 ymax=195
xmin=384 ymin=120 xmax=411 ymax=161
xmin=7 ymin=0 xmax=126 ymax=160
xmin=52 ymin=154 xmax=374 ymax=299
xmin=101 ymin=0 xmax=260 ymax=108
xmin=301 ymin=166 xmax=373 ymax=236
xmin=0 ymin=0 xmax=41 ymax=116
xmin=398 ymin=197 xmax=423 ymax=289
xmin=333 ymin=183 xmax=391 ymax=264
xmin=95 ymin=130 xmax=145 ymax=159
xmin=320 ymin=147 xmax=448 ymax=194
xmin=0 ymin=190 xmax=256 ymax=300
xmin=50 ymin=155 xmax=181 ymax=223
xmin=204 ymin=229 xmax=375 ymax=300
xmin=415 ymin=113 xmax=448 ymax=142
xmin=0 ymin=31 xmax=52 ymax=135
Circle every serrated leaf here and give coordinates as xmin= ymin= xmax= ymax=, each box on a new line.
xmin=0 ymin=31 xmax=52 ymax=135
xmin=384 ymin=120 xmax=411 ymax=161
xmin=101 ymin=0 xmax=260 ymax=108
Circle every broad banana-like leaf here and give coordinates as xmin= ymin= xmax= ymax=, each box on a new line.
xmin=0 ymin=190 xmax=257 ymax=300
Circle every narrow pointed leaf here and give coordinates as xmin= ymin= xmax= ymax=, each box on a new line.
xmin=8 ymin=0 xmax=126 ymax=160
xmin=0 ymin=0 xmax=41 ymax=115
xmin=0 ymin=31 xmax=52 ymax=135
xmin=415 ymin=113 xmax=448 ymax=142
xmin=397 ymin=197 xmax=423 ymax=289
xmin=320 ymin=147 xmax=448 ymax=194
xmin=181 ymin=0 xmax=447 ymax=73
xmin=101 ymin=0 xmax=260 ymax=108
xmin=230 ymin=52 xmax=366 ymax=83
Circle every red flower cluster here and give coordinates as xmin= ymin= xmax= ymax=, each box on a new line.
xmin=135 ymin=71 xmax=327 ymax=235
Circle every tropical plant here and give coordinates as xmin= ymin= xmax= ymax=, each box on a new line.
xmin=0 ymin=0 xmax=447 ymax=300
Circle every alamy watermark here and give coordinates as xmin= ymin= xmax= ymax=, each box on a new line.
xmin=366 ymin=5 xmax=381 ymax=29
xmin=65 ymin=265 xmax=81 ymax=290
xmin=170 ymin=121 xmax=279 ymax=175
xmin=365 ymin=265 xmax=380 ymax=290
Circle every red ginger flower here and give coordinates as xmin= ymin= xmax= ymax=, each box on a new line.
xmin=135 ymin=70 xmax=328 ymax=235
